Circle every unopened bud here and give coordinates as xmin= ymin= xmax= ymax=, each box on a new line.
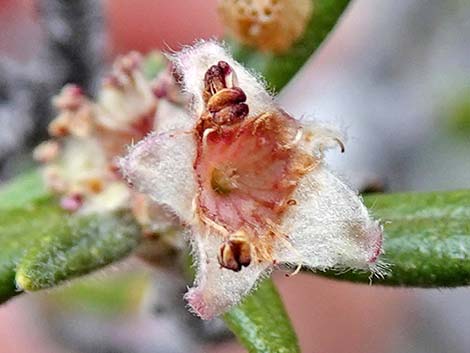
xmin=218 ymin=0 xmax=313 ymax=53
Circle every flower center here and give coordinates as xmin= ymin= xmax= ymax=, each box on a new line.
xmin=195 ymin=61 xmax=316 ymax=271
xmin=210 ymin=166 xmax=238 ymax=195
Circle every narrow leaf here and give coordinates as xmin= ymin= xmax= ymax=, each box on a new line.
xmin=319 ymin=190 xmax=470 ymax=287
xmin=224 ymin=279 xmax=300 ymax=353
xmin=0 ymin=186 xmax=141 ymax=303
xmin=0 ymin=170 xmax=46 ymax=210
xmin=41 ymin=272 xmax=149 ymax=317
xmin=0 ymin=197 xmax=60 ymax=301
xmin=16 ymin=211 xmax=141 ymax=291
xmin=229 ymin=0 xmax=351 ymax=91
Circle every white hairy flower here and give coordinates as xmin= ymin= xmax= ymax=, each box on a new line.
xmin=121 ymin=41 xmax=383 ymax=319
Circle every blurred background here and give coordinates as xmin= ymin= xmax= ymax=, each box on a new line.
xmin=1 ymin=0 xmax=470 ymax=352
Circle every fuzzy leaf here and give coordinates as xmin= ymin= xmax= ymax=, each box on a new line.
xmin=0 ymin=197 xmax=59 ymax=301
xmin=0 ymin=170 xmax=47 ymax=210
xmin=229 ymin=0 xmax=351 ymax=91
xmin=319 ymin=190 xmax=470 ymax=287
xmin=0 ymin=174 xmax=141 ymax=302
xmin=45 ymin=272 xmax=149 ymax=316
xmin=224 ymin=279 xmax=300 ymax=353
xmin=16 ymin=210 xmax=141 ymax=291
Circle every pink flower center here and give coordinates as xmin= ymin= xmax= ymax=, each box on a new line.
xmin=194 ymin=62 xmax=316 ymax=270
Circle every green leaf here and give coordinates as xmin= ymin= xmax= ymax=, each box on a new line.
xmin=319 ymin=190 xmax=470 ymax=287
xmin=0 ymin=170 xmax=47 ymax=210
xmin=16 ymin=210 xmax=141 ymax=291
xmin=229 ymin=0 xmax=351 ymax=91
xmin=0 ymin=197 xmax=59 ymax=301
xmin=43 ymin=272 xmax=149 ymax=317
xmin=0 ymin=191 xmax=141 ymax=303
xmin=446 ymin=87 xmax=470 ymax=136
xmin=224 ymin=279 xmax=300 ymax=353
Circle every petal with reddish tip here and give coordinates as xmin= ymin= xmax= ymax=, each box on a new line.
xmin=276 ymin=167 xmax=383 ymax=271
xmin=185 ymin=230 xmax=271 ymax=319
xmin=120 ymin=131 xmax=197 ymax=224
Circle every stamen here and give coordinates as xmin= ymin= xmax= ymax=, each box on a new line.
xmin=285 ymin=263 xmax=302 ymax=277
xmin=217 ymin=230 xmax=252 ymax=271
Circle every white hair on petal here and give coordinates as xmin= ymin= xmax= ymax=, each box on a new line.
xmin=168 ymin=40 xmax=274 ymax=117
xmin=185 ymin=229 xmax=271 ymax=319
xmin=276 ymin=167 xmax=384 ymax=274
xmin=120 ymin=131 xmax=197 ymax=224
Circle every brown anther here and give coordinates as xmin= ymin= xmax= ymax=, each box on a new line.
xmin=203 ymin=60 xmax=235 ymax=103
xmin=217 ymin=60 xmax=232 ymax=76
xmin=212 ymin=103 xmax=249 ymax=126
xmin=207 ymin=87 xmax=246 ymax=113
xmin=204 ymin=64 xmax=226 ymax=99
xmin=199 ymin=63 xmax=249 ymax=132
xmin=218 ymin=230 xmax=252 ymax=272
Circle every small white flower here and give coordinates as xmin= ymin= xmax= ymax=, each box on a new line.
xmin=121 ymin=41 xmax=383 ymax=319
xmin=96 ymin=52 xmax=157 ymax=133
xmin=35 ymin=53 xmax=181 ymax=221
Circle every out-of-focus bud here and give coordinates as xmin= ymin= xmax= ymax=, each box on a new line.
xmin=96 ymin=52 xmax=157 ymax=133
xmin=49 ymin=84 xmax=95 ymax=138
xmin=218 ymin=0 xmax=313 ymax=53
xmin=36 ymin=50 xmax=188 ymax=250
xmin=33 ymin=140 xmax=60 ymax=163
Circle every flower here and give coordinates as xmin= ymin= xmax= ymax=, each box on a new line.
xmin=36 ymin=83 xmax=130 ymax=214
xmin=34 ymin=52 xmax=185 ymax=236
xmin=121 ymin=41 xmax=383 ymax=319
xmin=218 ymin=0 xmax=313 ymax=53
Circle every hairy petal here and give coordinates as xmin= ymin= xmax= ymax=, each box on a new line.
xmin=300 ymin=120 xmax=346 ymax=157
xmin=154 ymin=99 xmax=193 ymax=133
xmin=57 ymin=137 xmax=108 ymax=184
xmin=276 ymin=166 xmax=383 ymax=271
xmin=120 ymin=131 xmax=197 ymax=224
xmin=81 ymin=182 xmax=131 ymax=214
xmin=171 ymin=40 xmax=273 ymax=117
xmin=96 ymin=52 xmax=157 ymax=131
xmin=185 ymin=230 xmax=271 ymax=320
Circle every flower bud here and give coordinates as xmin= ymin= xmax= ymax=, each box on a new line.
xmin=218 ymin=0 xmax=313 ymax=53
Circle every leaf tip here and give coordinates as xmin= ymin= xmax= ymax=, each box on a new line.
xmin=15 ymin=270 xmax=34 ymax=292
